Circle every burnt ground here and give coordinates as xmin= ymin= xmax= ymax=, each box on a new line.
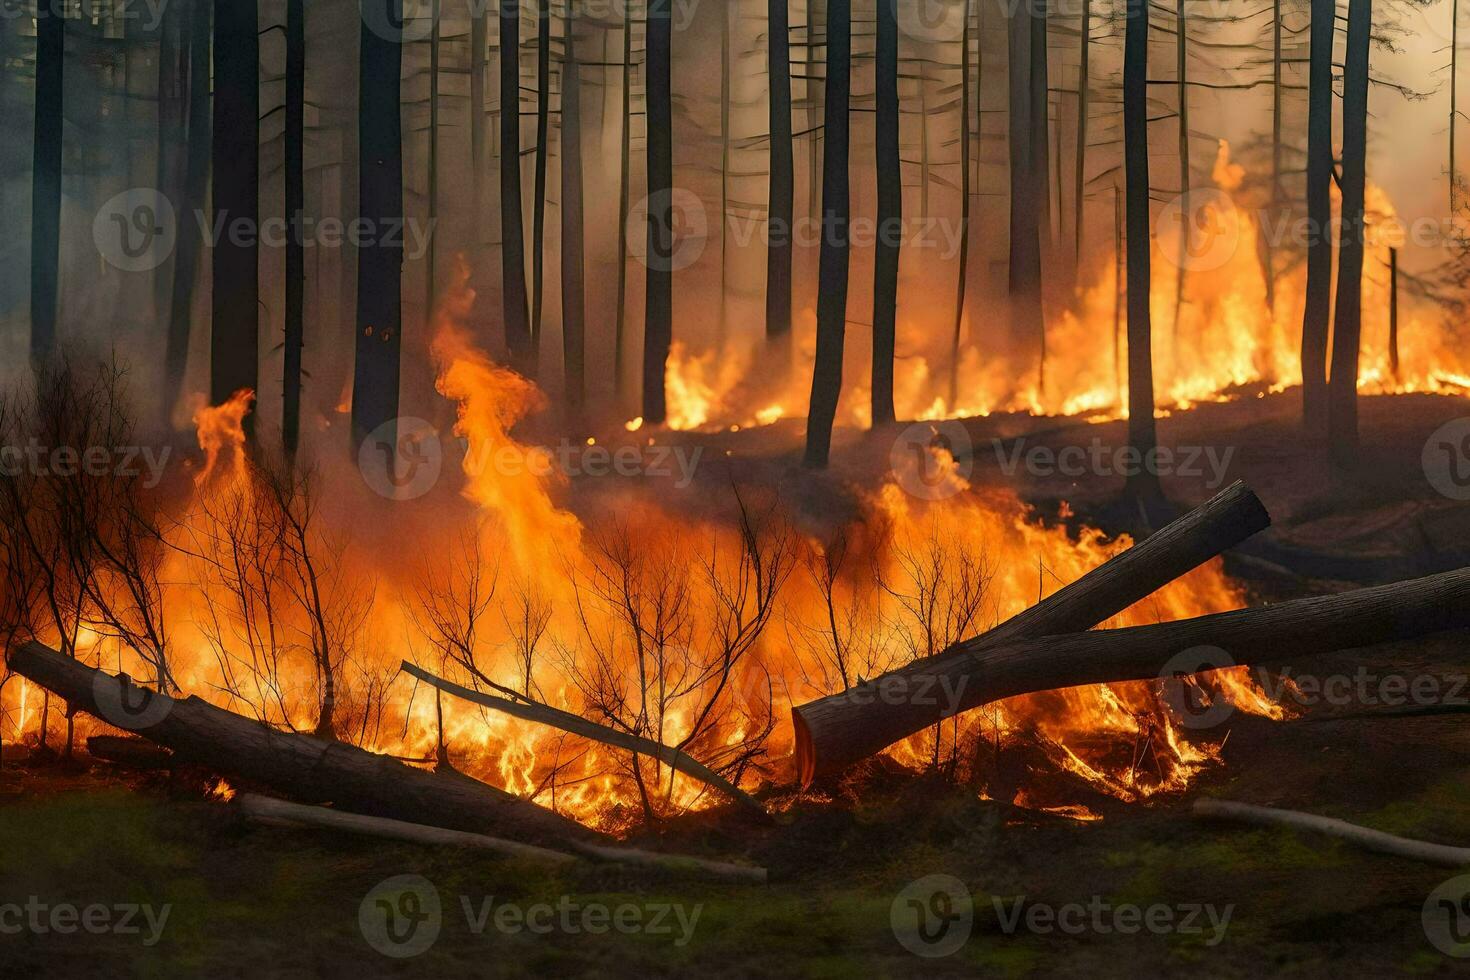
xmin=4 ymin=389 xmax=1470 ymax=977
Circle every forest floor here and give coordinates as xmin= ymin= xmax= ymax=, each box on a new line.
xmin=4 ymin=388 xmax=1470 ymax=977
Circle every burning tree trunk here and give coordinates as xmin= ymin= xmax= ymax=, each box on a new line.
xmin=352 ymin=0 xmax=404 ymax=452
xmin=871 ymin=0 xmax=899 ymax=427
xmin=1299 ymin=0 xmax=1335 ymax=432
xmin=211 ymin=0 xmax=260 ymax=410
xmin=795 ymin=565 xmax=1470 ymax=784
xmin=803 ymin=0 xmax=851 ymax=467
xmin=501 ymin=0 xmax=534 ymax=374
xmin=561 ymin=3 xmax=586 ymax=413
xmin=642 ymin=0 xmax=674 ymax=424
xmin=1123 ymin=0 xmax=1161 ymax=505
xmin=283 ymin=0 xmax=305 ymax=456
xmin=8 ymin=642 xmax=599 ymax=845
xmin=29 ymin=0 xmax=64 ymax=363
xmin=1328 ymin=0 xmax=1373 ymax=466
xmin=767 ymin=0 xmax=794 ymax=344
xmin=793 ymin=479 xmax=1270 ymax=781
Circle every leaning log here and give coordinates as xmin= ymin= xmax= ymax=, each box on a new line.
xmin=794 ymin=480 xmax=1270 ymax=784
xmin=794 ymin=566 xmax=1470 ymax=783
xmin=1194 ymin=798 xmax=1470 ymax=867
xmin=8 ymin=642 xmax=599 ymax=845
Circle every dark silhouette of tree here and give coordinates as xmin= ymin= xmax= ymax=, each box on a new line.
xmin=532 ymin=0 xmax=550 ymax=361
xmin=642 ymin=0 xmax=673 ymax=424
xmin=562 ymin=3 xmax=586 ymax=413
xmin=502 ymin=0 xmax=534 ymax=373
xmin=950 ymin=0 xmax=974 ymax=406
xmin=1124 ymin=0 xmax=1161 ymax=503
xmin=766 ymin=0 xmax=794 ymax=344
xmin=283 ymin=0 xmax=305 ymax=456
xmin=871 ymin=0 xmax=898 ymax=427
xmin=425 ymin=0 xmax=441 ymax=315
xmin=1171 ymin=0 xmax=1191 ymax=348
xmin=804 ymin=0 xmax=851 ymax=467
xmin=1300 ymin=0 xmax=1334 ymax=432
xmin=30 ymin=1 xmax=65 ymax=362
xmin=472 ymin=5 xmax=488 ymax=236
xmin=352 ymin=0 xmax=404 ymax=450
xmin=614 ymin=3 xmax=636 ymax=400
xmin=1073 ymin=0 xmax=1091 ymax=264
xmin=1008 ymin=0 xmax=1046 ymax=386
xmin=1328 ymin=0 xmax=1373 ymax=464
xmin=212 ymin=0 xmax=260 ymax=411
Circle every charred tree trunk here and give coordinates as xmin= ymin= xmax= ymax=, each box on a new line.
xmin=1389 ymin=246 xmax=1400 ymax=380
xmin=211 ymin=0 xmax=261 ymax=411
xmin=1264 ymin=0 xmax=1282 ymax=312
xmin=501 ymin=0 xmax=534 ymax=373
xmin=352 ymin=0 xmax=404 ymax=451
xmin=614 ymin=5 xmax=634 ymax=399
xmin=1007 ymin=0 xmax=1045 ymax=382
xmin=561 ymin=5 xmax=586 ymax=413
xmin=154 ymin=0 xmax=186 ymax=317
xmin=1123 ymin=0 xmax=1161 ymax=504
xmin=426 ymin=0 xmax=441 ymax=315
xmin=871 ymin=0 xmax=899 ymax=427
xmin=641 ymin=0 xmax=674 ymax=424
xmin=1300 ymin=0 xmax=1335 ymax=433
xmin=283 ymin=0 xmax=305 ymax=456
xmin=796 ymin=564 xmax=1470 ymax=784
xmin=29 ymin=0 xmax=64 ymax=363
xmin=1172 ymin=0 xmax=1190 ymax=349
xmin=1328 ymin=0 xmax=1372 ymax=465
xmin=803 ymin=0 xmax=851 ymax=467
xmin=10 ymin=642 xmax=598 ymax=845
xmin=1074 ymin=0 xmax=1090 ymax=263
xmin=472 ymin=5 xmax=488 ymax=238
xmin=766 ymin=0 xmax=794 ymax=344
xmin=164 ymin=0 xmax=212 ymax=416
xmin=532 ymin=0 xmax=549 ymax=360
xmin=949 ymin=0 xmax=974 ymax=407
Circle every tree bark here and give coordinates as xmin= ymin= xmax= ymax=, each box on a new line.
xmin=949 ymin=0 xmax=974 ymax=406
xmin=766 ymin=0 xmax=793 ymax=343
xmin=803 ymin=0 xmax=851 ymax=467
xmin=532 ymin=0 xmax=550 ymax=361
xmin=352 ymin=0 xmax=404 ymax=452
xmin=1328 ymin=0 xmax=1372 ymax=466
xmin=1300 ymin=0 xmax=1335 ymax=432
xmin=561 ymin=4 xmax=586 ymax=413
xmin=1073 ymin=0 xmax=1090 ymax=264
xmin=795 ymin=565 xmax=1470 ymax=784
xmin=9 ymin=641 xmax=598 ymax=845
xmin=30 ymin=0 xmax=64 ymax=363
xmin=283 ymin=0 xmax=306 ymax=455
xmin=1007 ymin=0 xmax=1045 ymax=380
xmin=1123 ymin=0 xmax=1161 ymax=503
xmin=642 ymin=0 xmax=674 ymax=424
xmin=793 ymin=479 xmax=1271 ymax=783
xmin=211 ymin=0 xmax=260 ymax=410
xmin=871 ymin=0 xmax=899 ymax=426
xmin=501 ymin=0 xmax=534 ymax=373
xmin=472 ymin=5 xmax=488 ymax=238
xmin=614 ymin=4 xmax=634 ymax=399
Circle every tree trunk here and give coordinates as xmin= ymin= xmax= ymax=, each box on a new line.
xmin=1264 ymin=0 xmax=1281 ymax=312
xmin=532 ymin=0 xmax=550 ymax=361
xmin=1300 ymin=0 xmax=1335 ymax=432
xmin=614 ymin=4 xmax=634 ymax=399
xmin=766 ymin=0 xmax=793 ymax=343
xmin=796 ymin=564 xmax=1470 ymax=783
xmin=1453 ymin=0 xmax=1460 ymax=213
xmin=641 ymin=0 xmax=674 ymax=424
xmin=352 ymin=0 xmax=404 ymax=451
xmin=283 ymin=0 xmax=305 ymax=456
xmin=211 ymin=0 xmax=261 ymax=411
xmin=871 ymin=0 xmax=899 ymax=427
xmin=561 ymin=4 xmax=586 ymax=413
xmin=1328 ymin=0 xmax=1372 ymax=466
xmin=472 ymin=5 xmax=488 ymax=239
xmin=154 ymin=0 xmax=186 ymax=318
xmin=501 ymin=0 xmax=534 ymax=372
xmin=803 ymin=0 xmax=851 ymax=467
xmin=9 ymin=642 xmax=598 ymax=845
xmin=949 ymin=0 xmax=974 ymax=407
xmin=1073 ymin=0 xmax=1090 ymax=264
xmin=1007 ymin=0 xmax=1045 ymax=381
xmin=29 ymin=0 xmax=64 ymax=363
xmin=1172 ymin=0 xmax=1190 ymax=350
xmin=1389 ymin=246 xmax=1399 ymax=381
xmin=425 ymin=0 xmax=441 ymax=316
xmin=1123 ymin=0 xmax=1161 ymax=503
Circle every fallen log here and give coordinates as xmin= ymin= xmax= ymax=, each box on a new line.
xmin=794 ymin=480 xmax=1271 ymax=784
xmin=1193 ymin=798 xmax=1470 ymax=867
xmin=794 ymin=566 xmax=1470 ymax=783
xmin=237 ymin=793 xmax=769 ymax=883
xmin=8 ymin=642 xmax=599 ymax=845
xmin=86 ymin=735 xmax=174 ymax=770
xmin=402 ymin=661 xmax=769 ymax=819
